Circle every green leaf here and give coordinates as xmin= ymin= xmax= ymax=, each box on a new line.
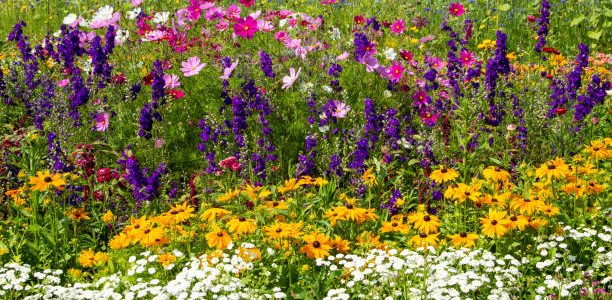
xmin=587 ymin=30 xmax=602 ymax=40
xmin=604 ymin=8 xmax=612 ymax=18
xmin=570 ymin=15 xmax=585 ymax=26
xmin=499 ymin=4 xmax=511 ymax=12
xmin=489 ymin=157 xmax=504 ymax=166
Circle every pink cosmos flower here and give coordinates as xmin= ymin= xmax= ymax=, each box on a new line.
xmin=181 ymin=56 xmax=206 ymax=77
xmin=143 ymin=30 xmax=167 ymax=42
xmin=163 ymin=74 xmax=180 ymax=89
xmin=57 ymin=79 xmax=70 ymax=87
xmin=167 ymin=89 xmax=185 ymax=99
xmin=332 ymin=101 xmax=351 ymax=118
xmin=239 ymin=0 xmax=255 ymax=7
xmin=220 ymin=156 xmax=241 ymax=172
xmin=336 ymin=52 xmax=350 ymax=61
xmin=234 ymin=16 xmax=259 ymax=39
xmin=459 ymin=49 xmax=475 ymax=67
xmin=220 ymin=60 xmax=239 ymax=80
xmin=94 ymin=113 xmax=109 ymax=132
xmin=282 ymin=67 xmax=301 ymax=89
xmin=391 ymin=19 xmax=405 ymax=35
xmin=321 ymin=0 xmax=338 ymax=4
xmin=131 ymin=0 xmax=142 ymax=7
xmin=419 ymin=109 xmax=439 ymax=127
xmin=225 ymin=4 xmax=241 ymax=20
xmin=387 ymin=61 xmax=404 ymax=83
xmin=449 ymin=2 xmax=465 ymax=17
xmin=274 ymin=31 xmax=288 ymax=42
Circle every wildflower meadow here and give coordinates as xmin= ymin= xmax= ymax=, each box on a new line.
xmin=0 ymin=0 xmax=611 ymax=299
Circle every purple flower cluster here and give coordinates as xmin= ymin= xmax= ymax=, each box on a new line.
xmin=535 ymin=0 xmax=550 ymax=52
xmin=122 ymin=155 xmax=167 ymax=205
xmin=381 ymin=189 xmax=402 ymax=215
xmin=573 ymin=75 xmax=610 ymax=123
xmin=484 ymin=30 xmax=510 ymax=126
xmin=259 ymin=51 xmax=275 ymax=78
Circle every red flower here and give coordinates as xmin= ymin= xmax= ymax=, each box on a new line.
xmin=527 ymin=15 xmax=536 ymax=23
xmin=220 ymin=156 xmax=242 ymax=172
xmin=555 ymin=107 xmax=567 ymax=115
xmin=238 ymin=0 xmax=255 ymax=7
xmin=400 ymin=49 xmax=413 ymax=61
xmin=354 ymin=15 xmax=365 ymax=25
xmin=449 ymin=2 xmax=465 ymax=17
xmin=543 ymin=47 xmax=560 ymax=55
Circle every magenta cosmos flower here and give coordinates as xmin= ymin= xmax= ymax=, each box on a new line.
xmin=239 ymin=0 xmax=255 ymax=7
xmin=181 ymin=56 xmax=206 ymax=77
xmin=331 ymin=101 xmax=351 ymax=118
xmin=449 ymin=2 xmax=465 ymax=17
xmin=234 ymin=16 xmax=259 ymax=39
xmin=459 ymin=49 xmax=475 ymax=67
xmin=94 ymin=112 xmax=109 ymax=132
xmin=387 ymin=61 xmax=405 ymax=83
xmin=391 ymin=19 xmax=405 ymax=35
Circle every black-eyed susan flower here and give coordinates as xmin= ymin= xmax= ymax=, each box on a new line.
xmin=157 ymin=252 xmax=177 ymax=267
xmin=277 ymin=178 xmax=301 ymax=194
xmin=483 ymin=166 xmax=510 ymax=182
xmin=506 ymin=214 xmax=530 ymax=231
xmin=584 ymin=140 xmax=609 ymax=160
xmin=67 ymin=207 xmax=91 ymax=222
xmin=429 ymin=166 xmax=459 ymax=184
xmin=227 ymin=216 xmax=257 ymax=235
xmin=480 ymin=210 xmax=511 ymax=238
xmin=535 ymin=158 xmax=569 ymax=180
xmin=29 ymin=170 xmax=65 ymax=192
xmin=509 ymin=196 xmax=544 ymax=215
xmin=410 ymin=232 xmax=439 ymax=248
xmin=362 ymin=167 xmax=377 ymax=187
xmin=206 ymin=226 xmax=232 ymax=250
xmin=300 ymin=232 xmax=332 ymax=259
xmin=380 ymin=215 xmax=410 ymax=234
xmin=200 ymin=207 xmax=231 ymax=223
xmin=448 ymin=232 xmax=478 ymax=248
xmin=408 ymin=212 xmax=440 ymax=234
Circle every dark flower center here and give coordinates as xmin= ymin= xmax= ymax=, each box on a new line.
xmin=392 ymin=222 xmax=398 ymax=227
xmin=217 ymin=232 xmax=224 ymax=237
xmin=465 ymin=192 xmax=471 ymax=196
xmin=510 ymin=216 xmax=518 ymax=221
xmin=275 ymin=228 xmax=282 ymax=233
xmin=593 ymin=147 xmax=600 ymax=151
xmin=419 ymin=233 xmax=427 ymax=238
xmin=346 ymin=204 xmax=354 ymax=209
xmin=491 ymin=220 xmax=498 ymax=225
xmin=547 ymin=164 xmax=556 ymax=170
xmin=239 ymin=217 xmax=246 ymax=222
xmin=460 ymin=232 xmax=467 ymax=238
xmin=144 ymin=229 xmax=151 ymax=234
xmin=44 ymin=176 xmax=53 ymax=183
xmin=423 ymin=215 xmax=431 ymax=221
xmin=441 ymin=168 xmax=448 ymax=173
xmin=495 ymin=167 xmax=501 ymax=172
xmin=313 ymin=241 xmax=321 ymax=248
